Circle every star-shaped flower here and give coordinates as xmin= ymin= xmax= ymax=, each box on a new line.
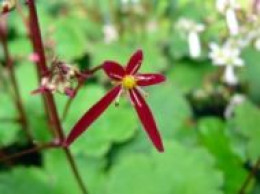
xmin=209 ymin=42 xmax=244 ymax=85
xmin=64 ymin=49 xmax=166 ymax=152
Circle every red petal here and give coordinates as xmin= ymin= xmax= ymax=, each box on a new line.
xmin=126 ymin=49 xmax=143 ymax=75
xmin=129 ymin=88 xmax=164 ymax=152
xmin=136 ymin=74 xmax=166 ymax=86
xmin=103 ymin=61 xmax=125 ymax=81
xmin=64 ymin=86 xmax=122 ymax=146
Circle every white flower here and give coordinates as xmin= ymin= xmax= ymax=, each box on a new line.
xmin=255 ymin=38 xmax=260 ymax=50
xmin=226 ymin=8 xmax=239 ymax=35
xmin=216 ymin=0 xmax=229 ymax=13
xmin=176 ymin=18 xmax=205 ymax=58
xmin=176 ymin=18 xmax=205 ymax=33
xmin=224 ymin=93 xmax=246 ymax=118
xmin=216 ymin=0 xmax=240 ymax=35
xmin=209 ymin=42 xmax=244 ymax=85
xmin=103 ymin=24 xmax=118 ymax=44
xmin=224 ymin=66 xmax=238 ymax=85
xmin=188 ymin=32 xmax=202 ymax=58
xmin=216 ymin=0 xmax=239 ymax=13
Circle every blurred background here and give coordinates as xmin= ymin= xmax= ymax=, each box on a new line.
xmin=1 ymin=0 xmax=260 ymax=193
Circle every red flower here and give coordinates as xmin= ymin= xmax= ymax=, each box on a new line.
xmin=64 ymin=49 xmax=166 ymax=152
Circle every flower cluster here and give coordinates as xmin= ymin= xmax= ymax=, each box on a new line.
xmin=175 ymin=0 xmax=260 ymax=87
xmin=32 ymin=59 xmax=85 ymax=98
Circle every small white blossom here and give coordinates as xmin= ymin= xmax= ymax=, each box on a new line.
xmin=216 ymin=0 xmax=240 ymax=13
xmin=216 ymin=0 xmax=229 ymax=13
xmin=176 ymin=18 xmax=205 ymax=58
xmin=209 ymin=42 xmax=244 ymax=85
xmin=224 ymin=66 xmax=238 ymax=85
xmin=216 ymin=0 xmax=240 ymax=35
xmin=226 ymin=8 xmax=239 ymax=35
xmin=103 ymin=24 xmax=118 ymax=44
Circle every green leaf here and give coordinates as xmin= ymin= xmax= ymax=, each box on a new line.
xmin=167 ymin=61 xmax=214 ymax=93
xmin=148 ymin=83 xmax=192 ymax=138
xmin=0 ymin=94 xmax=20 ymax=147
xmin=107 ymin=141 xmax=223 ymax=194
xmin=91 ymin=42 xmax=167 ymax=73
xmin=198 ymin=117 xmax=248 ymax=193
xmin=52 ymin=17 xmax=88 ymax=60
xmin=232 ymin=100 xmax=260 ymax=162
xmin=0 ymin=167 xmax=53 ymax=194
xmin=9 ymin=38 xmax=32 ymax=58
xmin=59 ymin=85 xmax=138 ymax=157
xmin=43 ymin=149 xmax=107 ymax=194
xmin=169 ymin=32 xmax=189 ymax=60
xmin=15 ymin=63 xmax=51 ymax=142
xmin=242 ymin=47 xmax=260 ymax=103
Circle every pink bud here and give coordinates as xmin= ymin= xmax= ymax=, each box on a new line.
xmin=28 ymin=52 xmax=40 ymax=63
xmin=64 ymin=88 xmax=76 ymax=98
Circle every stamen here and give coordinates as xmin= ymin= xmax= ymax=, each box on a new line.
xmin=122 ymin=75 xmax=136 ymax=89
xmin=114 ymin=87 xmax=123 ymax=107
xmin=136 ymin=86 xmax=149 ymax=98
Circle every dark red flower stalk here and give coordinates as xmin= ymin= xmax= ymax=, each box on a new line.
xmin=64 ymin=49 xmax=166 ymax=152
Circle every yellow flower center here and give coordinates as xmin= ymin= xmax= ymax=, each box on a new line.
xmin=122 ymin=75 xmax=136 ymax=89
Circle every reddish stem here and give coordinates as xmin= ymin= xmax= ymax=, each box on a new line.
xmin=27 ymin=0 xmax=63 ymax=140
xmin=239 ymin=158 xmax=260 ymax=193
xmin=0 ymin=143 xmax=56 ymax=163
xmin=26 ymin=0 xmax=88 ymax=193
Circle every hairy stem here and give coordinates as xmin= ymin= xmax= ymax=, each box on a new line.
xmin=26 ymin=0 xmax=88 ymax=193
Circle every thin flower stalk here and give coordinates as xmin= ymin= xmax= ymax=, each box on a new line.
xmin=26 ymin=0 xmax=88 ymax=193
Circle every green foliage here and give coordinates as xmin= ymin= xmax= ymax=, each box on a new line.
xmin=242 ymin=48 xmax=260 ymax=104
xmin=0 ymin=167 xmax=53 ymax=194
xmin=107 ymin=141 xmax=223 ymax=194
xmin=0 ymin=94 xmax=20 ymax=147
xmin=1 ymin=0 xmax=260 ymax=194
xmin=232 ymin=100 xmax=260 ymax=162
xmin=198 ymin=118 xmax=248 ymax=193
